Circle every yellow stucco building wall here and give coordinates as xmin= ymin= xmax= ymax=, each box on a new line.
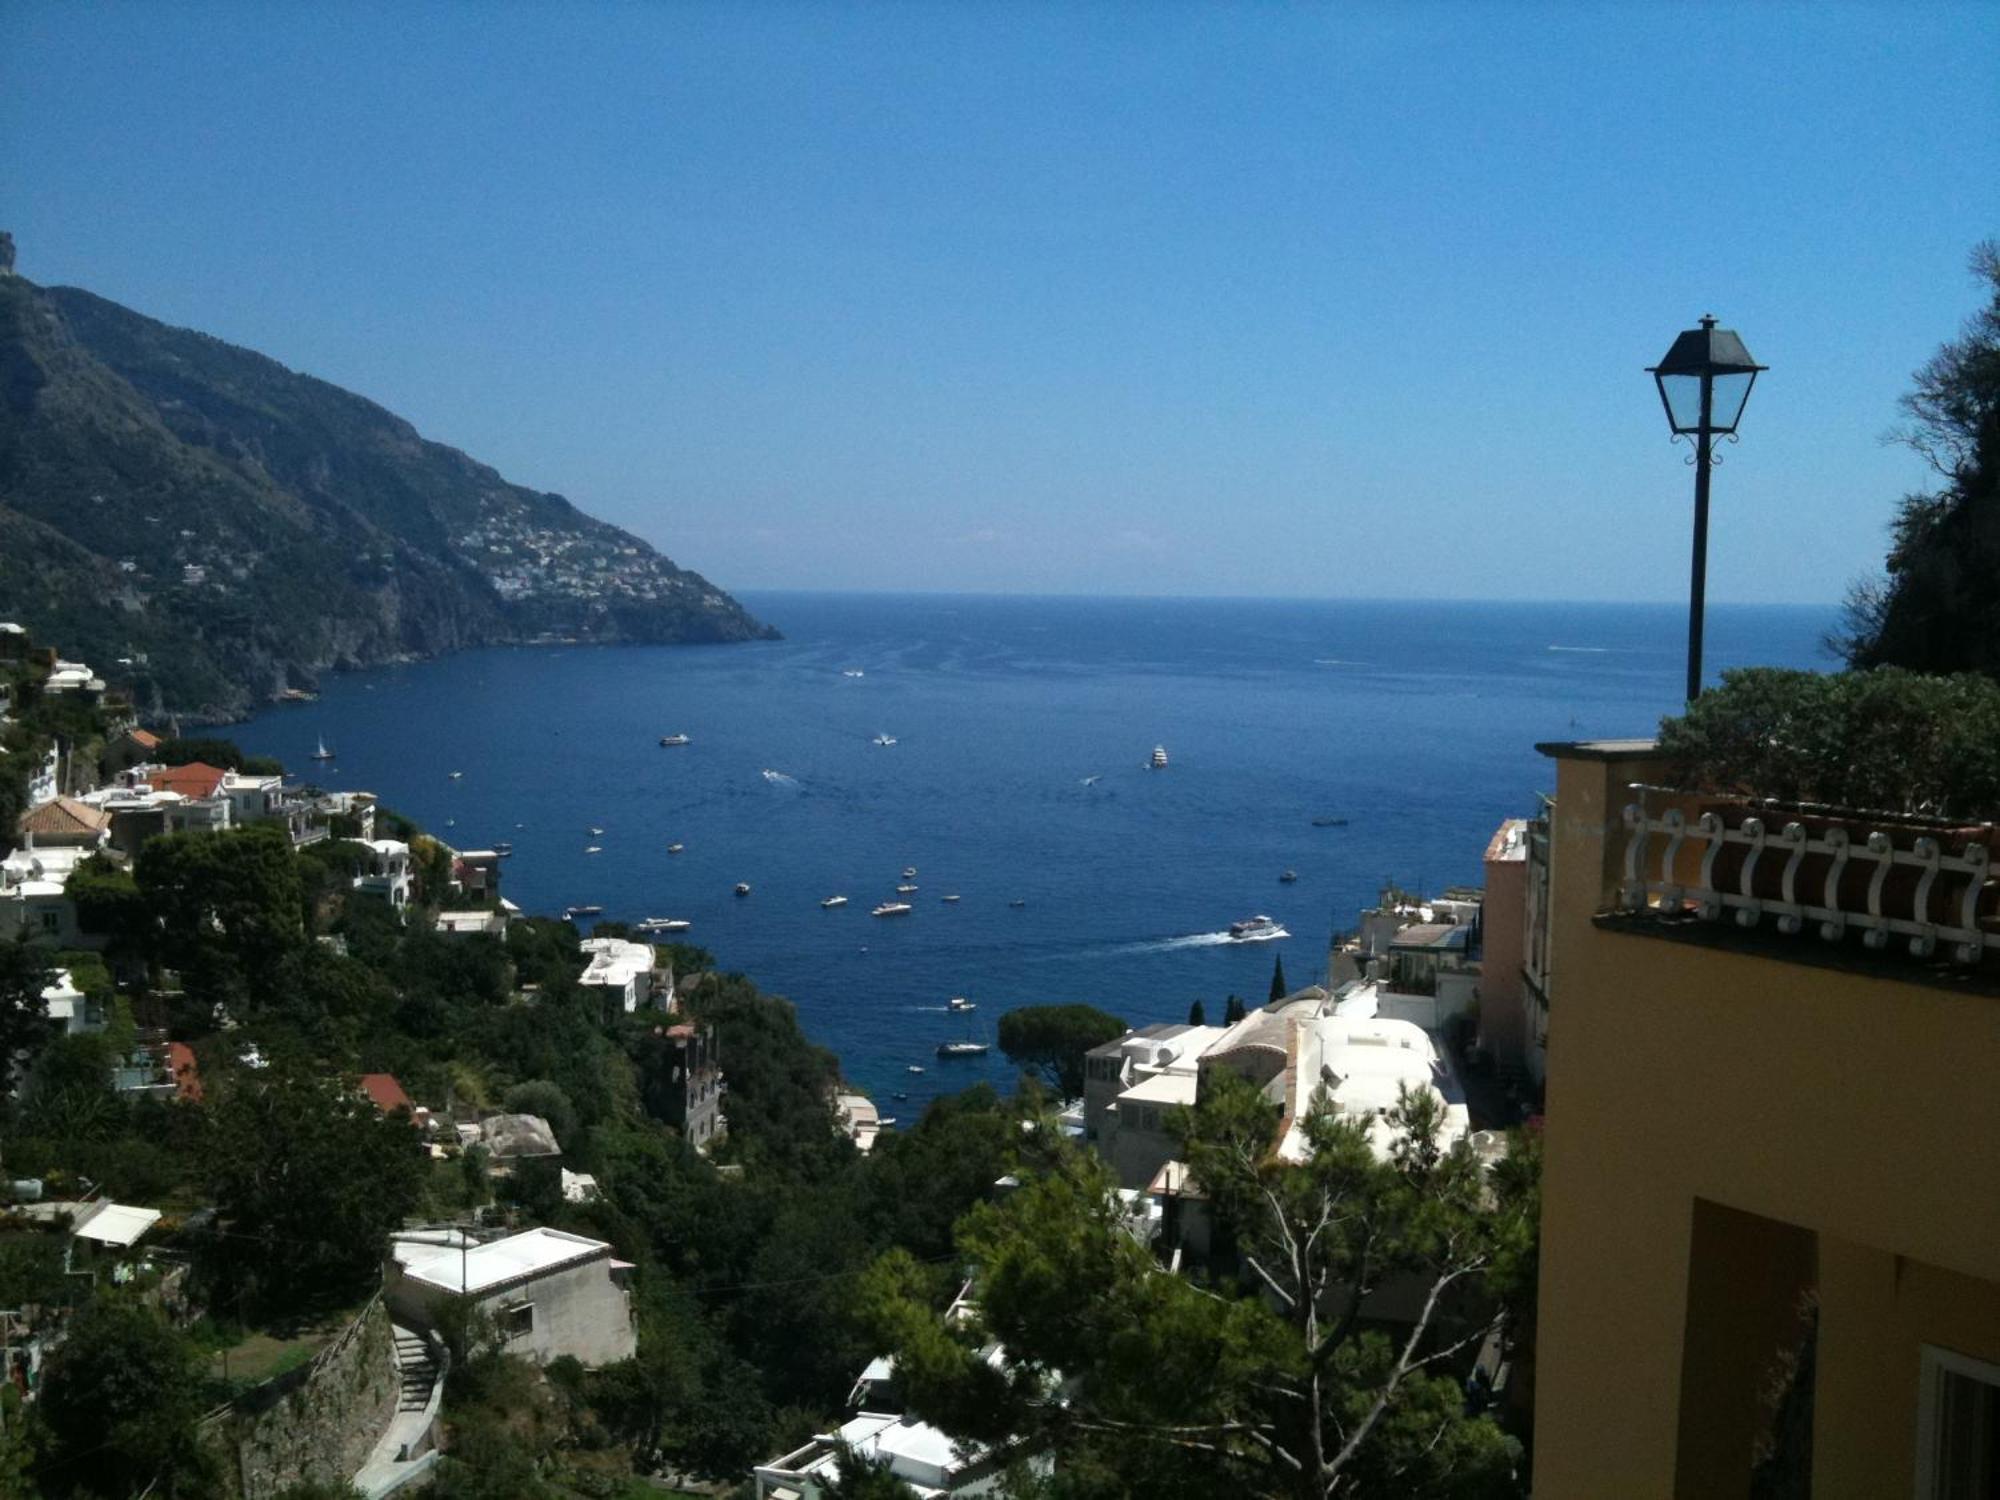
xmin=1531 ymin=742 xmax=2000 ymax=1499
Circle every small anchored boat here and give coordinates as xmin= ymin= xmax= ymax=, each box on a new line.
xmin=659 ymin=733 xmax=691 ymax=746
xmin=872 ymin=901 xmax=913 ymax=918
xmin=822 ymin=895 xmax=849 ymax=909
xmin=735 ymin=882 xmax=752 ymax=897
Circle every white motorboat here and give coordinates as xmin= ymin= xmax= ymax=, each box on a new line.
xmin=589 ymin=826 xmax=604 ymax=836
xmin=941 ymin=894 xmax=960 ymax=903
xmin=735 ymin=882 xmax=752 ymax=897
xmin=1280 ymin=869 xmax=1299 ymax=883
xmin=872 ymin=901 xmax=913 ymax=918
xmin=1228 ymin=914 xmax=1289 ymax=943
xmin=637 ymin=917 xmax=692 ymax=933
xmin=906 ymin=1063 xmax=925 ymax=1074
xmin=449 ymin=770 xmax=464 ymax=779
xmin=667 ymin=842 xmax=684 ymax=854
xmin=564 ymin=904 xmax=603 ymax=919
xmin=936 ymin=1040 xmax=989 ymax=1058
xmin=948 ymin=996 xmax=976 ymax=1012
xmin=873 ymin=734 xmax=898 ymax=746
xmin=1149 ymin=746 xmax=1169 ymax=769
xmin=843 ymin=669 xmax=866 ymax=678
xmin=896 ymin=883 xmax=919 ymax=894
xmin=659 ymin=733 xmax=691 ymax=747
xmin=822 ymin=895 xmax=849 ymax=909
xmin=902 ymin=866 xmax=918 ymax=879
xmin=583 ymin=845 xmax=602 ymax=855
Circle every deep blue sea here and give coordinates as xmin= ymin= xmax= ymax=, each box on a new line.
xmin=233 ymin=594 xmax=1833 ymax=1108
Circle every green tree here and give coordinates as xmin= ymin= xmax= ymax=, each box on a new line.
xmin=827 ymin=1446 xmax=921 ymax=1499
xmin=1187 ymin=999 xmax=1206 ymax=1027
xmin=1224 ymin=995 xmax=1246 ymax=1025
xmin=199 ymin=1061 xmax=426 ymax=1317
xmin=135 ymin=825 xmax=304 ymax=1001
xmin=0 ymin=936 xmax=55 ymax=1069
xmin=1269 ymin=955 xmax=1288 ymax=1005
xmin=862 ymin=1072 xmax=1536 ymax=1500
xmin=36 ymin=1296 xmax=218 ymax=1498
xmin=996 ymin=1004 xmax=1126 ymax=1099
xmin=1842 ymin=243 xmax=2000 ymax=676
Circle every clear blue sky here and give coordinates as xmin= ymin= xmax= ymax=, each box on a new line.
xmin=5 ymin=3 xmax=1995 ymax=603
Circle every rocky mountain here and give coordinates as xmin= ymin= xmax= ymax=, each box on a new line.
xmin=0 ymin=233 xmax=775 ymax=720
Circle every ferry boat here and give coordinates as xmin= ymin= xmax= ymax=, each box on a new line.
xmin=873 ymin=734 xmax=898 ymax=746
xmin=872 ymin=901 xmax=913 ymax=918
xmin=1149 ymin=746 xmax=1169 ymax=769
xmin=564 ymin=904 xmax=603 ymax=919
xmin=1228 ymin=914 xmax=1289 ymax=943
xmin=637 ymin=917 xmax=691 ymax=933
xmin=659 ymin=733 xmax=691 ymax=747
xmin=311 ymin=736 xmax=335 ymax=761
xmin=821 ymin=895 xmax=849 ymax=909
xmin=735 ymin=882 xmax=752 ymax=897
xmin=936 ymin=1040 xmax=989 ymax=1059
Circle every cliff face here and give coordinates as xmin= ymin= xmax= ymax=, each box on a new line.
xmin=0 ymin=256 xmax=775 ymax=719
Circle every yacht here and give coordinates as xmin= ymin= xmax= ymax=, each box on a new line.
xmin=583 ymin=845 xmax=602 ymax=855
xmin=896 ymin=883 xmax=919 ymax=894
xmin=821 ymin=895 xmax=849 ymax=909
xmin=873 ymin=734 xmax=898 ymax=747
xmin=906 ymin=1064 xmax=925 ymax=1074
xmin=449 ymin=770 xmax=464 ymax=780
xmin=872 ymin=901 xmax=913 ymax=918
xmin=1279 ymin=869 xmax=1299 ymax=883
xmin=941 ymin=894 xmax=961 ymax=904
xmin=1228 ymin=914 xmax=1289 ymax=943
xmin=564 ymin=904 xmax=603 ymax=919
xmin=1008 ymin=898 xmax=1026 ymax=908
xmin=1149 ymin=746 xmax=1169 ymax=769
xmin=735 ymin=882 xmax=752 ymax=897
xmin=637 ymin=917 xmax=692 ymax=934
xmin=936 ymin=1040 xmax=989 ymax=1059
xmin=843 ymin=669 xmax=866 ymax=678
xmin=311 ymin=736 xmax=335 ymax=761
xmin=659 ymin=733 xmax=691 ymax=747
xmin=667 ymin=842 xmax=684 ymax=854
xmin=947 ymin=996 xmax=976 ymax=1013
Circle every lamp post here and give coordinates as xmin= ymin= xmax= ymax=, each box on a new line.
xmin=1648 ymin=316 xmax=1765 ymax=703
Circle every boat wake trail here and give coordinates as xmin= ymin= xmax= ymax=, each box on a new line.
xmin=760 ymin=769 xmax=800 ymax=788
xmin=1547 ymin=645 xmax=1610 ymax=653
xmin=1103 ymin=930 xmax=1239 ymax=955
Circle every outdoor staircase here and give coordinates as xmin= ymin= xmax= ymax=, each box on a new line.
xmin=393 ymin=1326 xmax=439 ymax=1415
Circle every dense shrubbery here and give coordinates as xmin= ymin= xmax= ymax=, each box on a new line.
xmin=1658 ymin=666 xmax=2000 ymax=818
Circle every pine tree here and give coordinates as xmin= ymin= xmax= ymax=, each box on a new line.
xmin=1269 ymin=953 xmax=1288 ymax=1004
xmin=1187 ymin=998 xmax=1206 ymax=1026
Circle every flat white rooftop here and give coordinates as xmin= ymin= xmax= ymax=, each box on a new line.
xmin=393 ymin=1226 xmax=610 ymax=1295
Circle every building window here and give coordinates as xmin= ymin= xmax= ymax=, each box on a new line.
xmin=39 ymin=912 xmax=58 ymax=932
xmin=1919 ymin=1344 xmax=2000 ymax=1499
xmin=498 ymin=1301 xmax=535 ymax=1340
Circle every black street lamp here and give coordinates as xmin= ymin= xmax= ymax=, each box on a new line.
xmin=1648 ymin=315 xmax=1765 ymax=703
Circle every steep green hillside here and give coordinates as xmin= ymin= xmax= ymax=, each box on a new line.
xmin=0 ymin=240 xmax=774 ymax=719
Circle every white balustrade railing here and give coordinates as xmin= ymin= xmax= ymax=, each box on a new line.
xmin=1618 ymin=800 xmax=1996 ymax=966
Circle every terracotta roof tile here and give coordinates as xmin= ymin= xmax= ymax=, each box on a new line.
xmin=17 ymin=796 xmax=110 ymax=838
xmin=358 ymin=1073 xmax=414 ymax=1113
xmin=144 ymin=762 xmax=228 ymax=799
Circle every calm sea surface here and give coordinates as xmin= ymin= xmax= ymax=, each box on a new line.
xmin=233 ymin=593 xmax=1833 ymax=1107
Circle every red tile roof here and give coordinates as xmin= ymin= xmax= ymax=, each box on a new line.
xmin=16 ymin=796 xmax=110 ymax=839
xmin=127 ymin=728 xmax=161 ymax=749
xmin=168 ymin=1042 xmax=202 ymax=1103
xmin=144 ymin=762 xmax=228 ymax=800
xmin=358 ymin=1073 xmax=414 ymax=1113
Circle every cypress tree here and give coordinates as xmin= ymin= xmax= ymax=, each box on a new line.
xmin=1269 ymin=954 xmax=1288 ymax=1004
xmin=1187 ymin=999 xmax=1206 ymax=1026
xmin=1223 ymin=995 xmax=1245 ymax=1025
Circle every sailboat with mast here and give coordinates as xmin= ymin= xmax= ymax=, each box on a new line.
xmin=310 ymin=735 xmax=335 ymax=761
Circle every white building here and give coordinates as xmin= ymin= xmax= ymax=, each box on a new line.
xmin=1 ymin=845 xmax=92 ymax=946
xmin=25 ymin=746 xmax=59 ymax=809
xmin=1081 ymin=1024 xmax=1224 ymax=1189
xmin=756 ymin=1412 xmax=1041 ymax=1500
xmin=578 ymin=937 xmax=664 ymax=1013
xmin=354 ymin=839 xmax=413 ymax=908
xmin=385 ymin=1227 xmax=636 ymax=1368
xmin=41 ymin=970 xmax=105 ymax=1035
